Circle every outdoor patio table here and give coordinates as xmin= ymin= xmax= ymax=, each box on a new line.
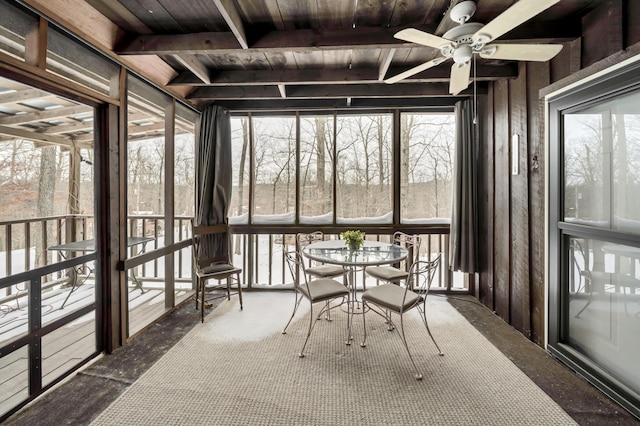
xmin=302 ymin=239 xmax=407 ymax=343
xmin=48 ymin=236 xmax=154 ymax=308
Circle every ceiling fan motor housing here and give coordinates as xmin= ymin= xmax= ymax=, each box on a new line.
xmin=450 ymin=1 xmax=477 ymax=24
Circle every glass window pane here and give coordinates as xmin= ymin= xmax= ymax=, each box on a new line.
xmin=336 ymin=114 xmax=392 ymax=223
xmin=611 ymin=93 xmax=640 ymax=232
xmin=127 ymin=75 xmax=168 ymax=246
xmin=174 ymin=104 xmax=196 ymax=218
xmin=400 ymin=113 xmax=455 ymax=223
xmin=567 ymin=237 xmax=640 ymax=396
xmin=252 ymin=116 xmax=296 ymax=224
xmin=563 ymin=89 xmax=640 ymax=233
xmin=564 ymin=113 xmax=606 ymax=225
xmin=300 ymin=115 xmax=334 ymax=224
xmin=230 ymin=116 xmax=250 ymax=225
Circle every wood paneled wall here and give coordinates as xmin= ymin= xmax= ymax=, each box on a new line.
xmin=474 ymin=0 xmax=639 ymax=346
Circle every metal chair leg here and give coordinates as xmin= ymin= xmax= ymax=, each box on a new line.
xmin=282 ymin=293 xmax=303 ymax=334
xmin=418 ymin=306 xmax=444 ymax=356
xmin=396 ymin=314 xmax=422 ymax=380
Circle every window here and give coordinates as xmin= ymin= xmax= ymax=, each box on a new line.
xmin=299 ymin=114 xmax=334 ymax=224
xmin=230 ymin=116 xmax=250 ymax=224
xmin=336 ymin=114 xmax=392 ymax=223
xmin=229 ymin=110 xmax=453 ymax=226
xmin=564 ymin=94 xmax=640 ymax=231
xmin=400 ymin=113 xmax=455 ymax=223
xmin=252 ymin=116 xmax=296 ymax=224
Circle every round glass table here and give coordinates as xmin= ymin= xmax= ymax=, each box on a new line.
xmin=302 ymin=239 xmax=408 ymax=269
xmin=302 ymin=239 xmax=408 ymax=344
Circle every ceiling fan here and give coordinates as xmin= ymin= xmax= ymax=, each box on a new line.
xmin=385 ymin=0 xmax=564 ymax=95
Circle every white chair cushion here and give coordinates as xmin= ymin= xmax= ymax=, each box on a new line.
xmin=306 ymin=264 xmax=344 ymax=278
xmin=366 ymin=265 xmax=408 ymax=282
xmin=300 ymin=278 xmax=349 ymax=302
xmin=362 ymin=283 xmax=422 ymax=313
xmin=201 ymin=262 xmax=237 ymax=274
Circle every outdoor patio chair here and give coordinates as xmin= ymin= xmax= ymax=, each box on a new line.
xmin=297 ymin=231 xmax=345 ymax=282
xmin=361 ymin=255 xmax=443 ymax=380
xmin=297 ymin=231 xmax=346 ymax=321
xmin=365 ymin=232 xmax=420 ymax=288
xmin=191 ymin=221 xmax=243 ymax=323
xmin=282 ymin=251 xmax=350 ymax=358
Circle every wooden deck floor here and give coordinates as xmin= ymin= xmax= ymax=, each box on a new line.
xmin=0 ymin=280 xmax=192 ymax=417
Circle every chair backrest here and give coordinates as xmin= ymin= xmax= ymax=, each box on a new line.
xmin=296 ymin=231 xmax=324 ymax=247
xmin=406 ymin=254 xmax=441 ymax=295
xmin=191 ymin=220 xmax=230 ymax=269
xmin=296 ymin=231 xmax=324 ymax=267
xmin=284 ymin=250 xmax=309 ymax=288
xmin=393 ymin=231 xmax=421 ymax=271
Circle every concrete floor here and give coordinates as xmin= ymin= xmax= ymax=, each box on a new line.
xmin=5 ymin=292 xmax=640 ymax=426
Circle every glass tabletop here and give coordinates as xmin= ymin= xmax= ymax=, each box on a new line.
xmin=302 ymin=240 xmax=408 ymax=267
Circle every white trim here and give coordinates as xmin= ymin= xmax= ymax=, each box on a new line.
xmin=542 ymin=51 xmax=640 ymax=349
xmin=544 ymin=97 xmax=550 ymax=349
xmin=545 ymin=53 xmax=640 ymax=101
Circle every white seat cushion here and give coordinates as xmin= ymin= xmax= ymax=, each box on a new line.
xmin=366 ymin=265 xmax=408 ymax=282
xmin=306 ymin=264 xmax=344 ymax=278
xmin=300 ymin=278 xmax=349 ymax=302
xmin=362 ymin=283 xmax=422 ymax=313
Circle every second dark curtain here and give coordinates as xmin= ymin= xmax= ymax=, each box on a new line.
xmin=449 ymin=99 xmax=478 ymax=273
xmin=195 ymin=104 xmax=232 ymax=261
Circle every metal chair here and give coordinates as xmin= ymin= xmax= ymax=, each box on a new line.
xmin=192 ymin=221 xmax=243 ymax=323
xmin=297 ymin=231 xmax=346 ymax=321
xmin=282 ymin=251 xmax=350 ymax=358
xmin=297 ymin=231 xmax=345 ymax=282
xmin=365 ymin=231 xmax=420 ymax=287
xmin=361 ymin=255 xmax=443 ymax=380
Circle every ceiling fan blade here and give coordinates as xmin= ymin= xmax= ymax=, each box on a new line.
xmin=393 ymin=28 xmax=450 ymax=49
xmin=449 ymin=61 xmax=471 ymax=95
xmin=472 ymin=0 xmax=562 ymax=44
xmin=480 ymin=43 xmax=563 ymax=61
xmin=384 ymin=57 xmax=448 ymax=84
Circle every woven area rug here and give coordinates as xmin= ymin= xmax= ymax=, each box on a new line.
xmin=91 ymin=293 xmax=576 ymax=425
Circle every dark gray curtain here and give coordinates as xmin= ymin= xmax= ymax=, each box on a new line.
xmin=449 ymin=99 xmax=478 ymax=273
xmin=195 ymin=104 xmax=232 ymax=261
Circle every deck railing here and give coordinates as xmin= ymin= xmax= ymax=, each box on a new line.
xmin=228 ymin=226 xmax=464 ymax=292
xmin=1 ymin=216 xmax=465 ymax=302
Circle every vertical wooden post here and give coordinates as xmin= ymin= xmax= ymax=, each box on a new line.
xmin=165 ymin=100 xmax=175 ymax=309
xmin=24 ymin=17 xmax=47 ymax=69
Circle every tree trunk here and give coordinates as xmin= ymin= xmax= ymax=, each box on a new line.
xmin=35 ymin=146 xmax=56 ymax=267
xmin=315 ymin=117 xmax=326 ymax=211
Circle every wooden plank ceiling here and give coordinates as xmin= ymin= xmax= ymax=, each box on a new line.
xmin=1 ymin=0 xmax=601 ymax=133
xmin=78 ymin=0 xmax=594 ymax=109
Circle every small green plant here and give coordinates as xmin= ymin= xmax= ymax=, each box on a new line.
xmin=341 ymin=230 xmax=365 ymax=250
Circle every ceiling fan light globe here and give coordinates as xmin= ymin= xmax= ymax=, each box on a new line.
xmin=453 ymin=44 xmax=472 ymax=64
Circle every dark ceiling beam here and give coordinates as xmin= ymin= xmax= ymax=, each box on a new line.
xmin=213 ymin=0 xmax=248 ymax=49
xmin=211 ymin=97 xmax=464 ymax=111
xmin=172 ymin=53 xmax=211 ymax=84
xmin=116 ymin=22 xmax=580 ymax=55
xmin=169 ymin=63 xmax=518 ymax=86
xmin=187 ymin=82 xmax=487 ymax=100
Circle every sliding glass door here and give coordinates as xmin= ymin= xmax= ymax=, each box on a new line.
xmin=548 ymin=59 xmax=640 ymax=419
